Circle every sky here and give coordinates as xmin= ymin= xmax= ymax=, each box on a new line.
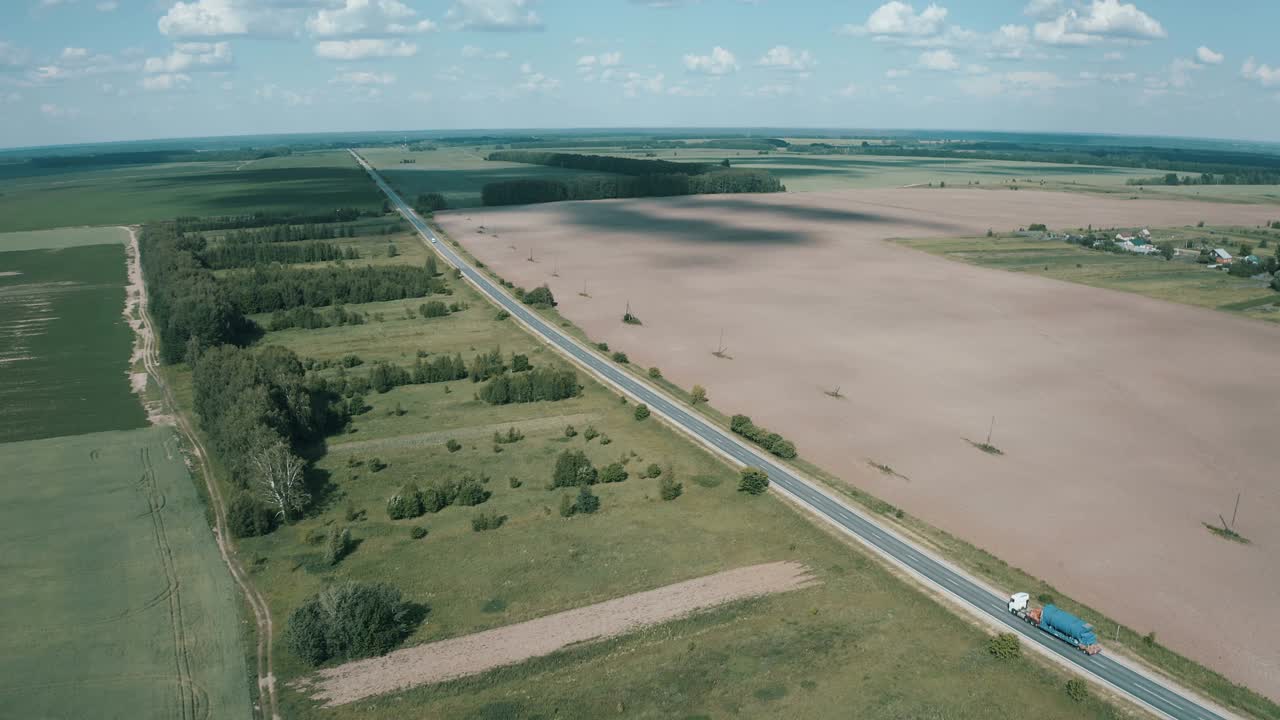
xmin=2 ymin=0 xmax=1279 ymax=149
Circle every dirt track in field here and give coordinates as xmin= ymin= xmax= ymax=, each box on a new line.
xmin=297 ymin=561 xmax=818 ymax=707
xmin=438 ymin=188 xmax=1280 ymax=699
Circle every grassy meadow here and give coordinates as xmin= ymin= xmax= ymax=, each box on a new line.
xmin=0 ymin=241 xmax=147 ymax=442
xmin=897 ymin=229 xmax=1280 ymax=321
xmin=0 ymin=150 xmax=384 ymax=233
xmin=0 ymin=426 xmax=252 ymax=720
xmin=171 ymin=231 xmax=1140 ymax=720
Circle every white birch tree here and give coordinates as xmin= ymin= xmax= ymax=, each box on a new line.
xmin=252 ymin=441 xmax=308 ymax=522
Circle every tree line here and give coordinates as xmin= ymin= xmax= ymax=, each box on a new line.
xmin=173 ymin=208 xmax=381 ymax=234
xmin=730 ymin=414 xmax=798 ymax=459
xmin=487 ymin=150 xmax=713 ymax=176
xmin=481 ymin=169 xmax=784 ymax=207
xmin=268 ymin=304 xmax=366 ymax=331
xmin=200 ymin=239 xmax=358 ymax=270
xmin=222 ymin=264 xmax=444 ymax=314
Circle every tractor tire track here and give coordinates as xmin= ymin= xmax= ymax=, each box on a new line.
xmin=125 ymin=226 xmax=279 ymax=720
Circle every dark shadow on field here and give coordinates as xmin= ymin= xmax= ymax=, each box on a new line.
xmin=303 ymin=466 xmax=339 ymax=515
xmin=131 ymin=167 xmax=384 ymax=212
xmin=546 ymin=199 xmax=812 ymax=246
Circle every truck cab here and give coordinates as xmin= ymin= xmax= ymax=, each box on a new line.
xmin=1008 ymin=592 xmax=1030 ymax=613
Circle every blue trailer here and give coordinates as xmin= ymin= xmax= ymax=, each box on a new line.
xmin=1008 ymin=592 xmax=1102 ymax=655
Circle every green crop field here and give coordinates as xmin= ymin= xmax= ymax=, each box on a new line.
xmin=898 ymin=230 xmax=1280 ymax=320
xmin=0 ymin=151 xmax=384 ymax=233
xmin=0 ymin=242 xmax=147 ymax=442
xmin=173 ymin=235 xmax=1134 ymax=720
xmin=0 ymin=426 xmax=251 ymax=720
xmin=0 ymin=225 xmax=129 ymax=251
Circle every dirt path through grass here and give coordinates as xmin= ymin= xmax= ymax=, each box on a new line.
xmin=298 ymin=561 xmax=819 ymax=707
xmin=326 ymin=412 xmax=598 ymax=454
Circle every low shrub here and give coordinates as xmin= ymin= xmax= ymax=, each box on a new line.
xmin=987 ymin=633 xmax=1021 ymax=659
xmin=634 ymin=403 xmax=650 ymax=421
xmin=738 ymin=467 xmax=770 ymax=495
xmin=387 ymin=484 xmax=425 ymax=519
xmin=410 ymin=526 xmax=427 ymax=539
xmin=227 ymin=492 xmax=275 ymax=538
xmin=446 ymin=438 xmax=462 ymax=452
xmin=323 ymin=526 xmax=352 ymax=566
xmin=583 ymin=425 xmax=599 ymax=442
xmin=659 ymin=475 xmax=683 ymax=501
xmin=509 ymin=476 xmax=522 ymax=489
xmin=648 ymin=366 xmax=662 ymax=379
xmin=494 ymin=310 xmax=510 ymax=321
xmin=610 ymin=351 xmax=629 ymax=364
xmin=1065 ymin=679 xmax=1089 ymax=703
xmin=574 ymin=486 xmax=600 ymax=514
xmin=645 ymin=463 xmax=662 ymax=478
xmin=600 ymin=462 xmax=629 ymax=484
xmin=471 ymin=512 xmax=507 ymax=531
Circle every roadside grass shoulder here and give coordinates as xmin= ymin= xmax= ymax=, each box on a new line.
xmin=430 ymin=220 xmax=1280 ymax=720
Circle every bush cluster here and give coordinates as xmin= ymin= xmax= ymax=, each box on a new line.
xmin=738 ymin=467 xmax=770 ymax=495
xmin=478 ymin=367 xmax=579 ymax=405
xmin=284 ymin=582 xmax=414 ymax=666
xmin=986 ymin=633 xmax=1022 ymax=659
xmin=730 ymin=414 xmax=797 ymax=459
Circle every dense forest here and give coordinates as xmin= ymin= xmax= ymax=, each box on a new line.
xmin=223 ymin=264 xmax=443 ymax=314
xmin=481 ymin=169 xmax=784 ymax=206
xmin=173 ymin=208 xmax=383 ymax=234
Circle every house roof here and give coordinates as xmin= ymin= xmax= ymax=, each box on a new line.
xmin=1214 ymin=248 xmax=1232 ymax=259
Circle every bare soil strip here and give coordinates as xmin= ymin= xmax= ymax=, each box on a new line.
xmin=298 ymin=561 xmax=819 ymax=707
xmin=326 ymin=412 xmax=598 ymax=454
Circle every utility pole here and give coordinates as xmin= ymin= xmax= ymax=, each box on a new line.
xmin=986 ymin=415 xmax=996 ymax=446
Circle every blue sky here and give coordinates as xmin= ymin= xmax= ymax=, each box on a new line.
xmin=2 ymin=0 xmax=1279 ymax=149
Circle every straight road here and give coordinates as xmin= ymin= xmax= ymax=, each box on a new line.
xmin=350 ymin=150 xmax=1230 ymax=720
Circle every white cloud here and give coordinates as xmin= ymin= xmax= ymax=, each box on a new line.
xmin=40 ymin=103 xmax=78 ymax=117
xmin=255 ymin=83 xmax=313 ymax=106
xmin=683 ymin=46 xmax=737 ymax=75
xmin=0 ymin=42 xmax=29 ymax=68
xmin=577 ymin=51 xmax=622 ymax=74
xmin=846 ymin=1 xmax=948 ymax=36
xmin=332 ymin=70 xmax=395 ymax=86
xmin=446 ymin=0 xmax=543 ymax=31
xmin=918 ymin=49 xmax=958 ymax=71
xmin=144 ymin=41 xmax=232 ymax=73
xmin=622 ymin=71 xmax=664 ymax=97
xmin=517 ymin=62 xmax=558 ymax=92
xmin=1169 ymin=58 xmax=1203 ymax=89
xmin=306 ymin=0 xmax=436 ymax=37
xmin=599 ymin=51 xmax=622 ymax=67
xmin=1022 ymin=0 xmax=1061 ymax=19
xmin=988 ymin=24 xmax=1033 ymax=59
xmin=1080 ymin=70 xmax=1136 ymax=83
xmin=410 ymin=89 xmax=433 ymax=101
xmin=885 ymin=68 xmax=910 ymax=78
xmin=1034 ymin=0 xmax=1165 ymax=46
xmin=158 ymin=0 xmax=252 ymax=36
xmin=745 ymin=83 xmax=796 ymax=98
xmin=958 ymin=70 xmax=1066 ymax=97
xmin=1196 ymin=46 xmax=1223 ymax=65
xmin=836 ymin=83 xmax=858 ymax=97
xmin=61 ymin=47 xmax=89 ymax=61
xmin=756 ymin=45 xmax=815 ymax=73
xmin=314 ymin=39 xmax=417 ymax=60
xmin=1241 ymin=57 xmax=1280 ymax=87
xmin=140 ymin=73 xmax=191 ymax=91
xmin=462 ymin=45 xmax=510 ymax=60
xmin=96 ymin=1 xmax=118 ymax=10
xmin=1 ymin=92 xmax=22 ymax=104
xmin=1103 ymin=50 xmax=1125 ymax=61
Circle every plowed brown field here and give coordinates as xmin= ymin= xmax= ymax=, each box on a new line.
xmin=438 ymin=188 xmax=1280 ymax=698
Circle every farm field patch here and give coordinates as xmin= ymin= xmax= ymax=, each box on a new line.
xmin=0 ymin=243 xmax=146 ymax=442
xmin=0 ymin=225 xmax=129 ymax=251
xmin=437 ymin=187 xmax=1280 ymax=700
xmin=897 ymin=231 xmax=1280 ymax=318
xmin=0 ymin=426 xmax=251 ymax=720
xmin=0 ymin=151 xmax=383 ymax=233
xmin=176 ymin=232 xmax=1132 ymax=720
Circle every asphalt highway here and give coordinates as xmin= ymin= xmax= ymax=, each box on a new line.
xmin=350 ymin=150 xmax=1229 ymax=720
